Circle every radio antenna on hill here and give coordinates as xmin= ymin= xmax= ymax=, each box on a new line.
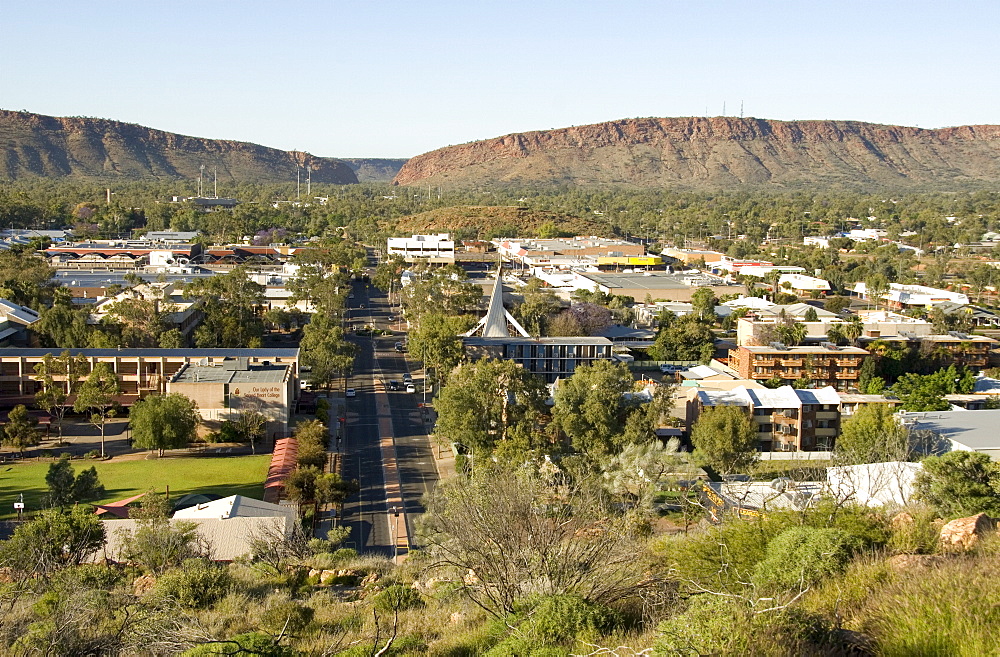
xmin=213 ymin=167 xmax=218 ymax=198
xmin=296 ymin=167 xmax=301 ymax=200
xmin=198 ymin=164 xmax=205 ymax=197
xmin=740 ymin=101 xmax=744 ymax=118
xmin=723 ymin=102 xmax=726 ymax=117
xmin=307 ymin=165 xmax=311 ymax=196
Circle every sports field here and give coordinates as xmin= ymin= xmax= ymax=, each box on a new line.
xmin=0 ymin=455 xmax=270 ymax=519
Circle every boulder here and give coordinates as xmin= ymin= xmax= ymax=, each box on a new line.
xmin=463 ymin=569 xmax=480 ymax=585
xmin=890 ymin=511 xmax=914 ymax=530
xmin=133 ymin=574 xmax=157 ymax=596
xmin=939 ymin=513 xmax=996 ymax=551
xmin=886 ymin=554 xmax=944 ymax=571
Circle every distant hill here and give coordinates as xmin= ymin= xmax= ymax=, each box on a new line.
xmin=0 ymin=110 xmax=357 ymax=183
xmin=338 ymin=158 xmax=409 ymax=182
xmin=392 ymin=205 xmax=615 ymax=238
xmin=393 ymin=117 xmax=1000 ymax=190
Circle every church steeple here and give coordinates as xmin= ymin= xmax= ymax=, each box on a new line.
xmin=464 ymin=263 xmax=531 ymax=338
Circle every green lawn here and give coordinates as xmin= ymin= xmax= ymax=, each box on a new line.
xmin=0 ymin=455 xmax=270 ymax=519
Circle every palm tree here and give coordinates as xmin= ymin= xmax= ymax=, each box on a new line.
xmin=826 ymin=324 xmax=846 ymax=346
xmin=842 ymin=315 xmax=864 ymax=346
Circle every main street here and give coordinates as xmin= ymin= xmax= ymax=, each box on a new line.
xmin=339 ymin=277 xmax=440 ymax=556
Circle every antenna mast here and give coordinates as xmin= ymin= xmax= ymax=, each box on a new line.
xmin=213 ymin=167 xmax=218 ymax=198
xmin=198 ymin=164 xmax=205 ymax=196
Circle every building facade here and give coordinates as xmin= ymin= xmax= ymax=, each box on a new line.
xmin=690 ymin=385 xmax=842 ymax=452
xmin=729 ymin=343 xmax=869 ymax=391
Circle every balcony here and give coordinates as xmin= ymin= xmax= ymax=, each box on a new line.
xmin=815 ymin=411 xmax=838 ymax=420
xmin=780 ymin=359 xmax=804 ymax=367
xmin=835 ymin=359 xmax=860 ymax=367
xmin=815 ymin=427 xmax=838 ymax=437
xmin=753 ymin=359 xmax=777 ymax=367
xmin=835 ymin=372 xmax=858 ymax=380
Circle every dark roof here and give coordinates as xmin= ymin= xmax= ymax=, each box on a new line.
xmin=0 ymin=348 xmax=299 ymax=358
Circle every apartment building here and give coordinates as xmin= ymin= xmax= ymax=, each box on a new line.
xmin=690 ymin=385 xmax=842 ymax=452
xmin=917 ymin=333 xmax=996 ymax=369
xmin=729 ymin=343 xmax=869 ymax=391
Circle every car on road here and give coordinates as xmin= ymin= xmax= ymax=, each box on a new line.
xmin=345 ymin=388 xmax=357 ymax=398
xmin=394 ymin=341 xmax=405 ymax=352
xmin=402 ymin=373 xmax=413 ymax=383
xmin=388 ymin=381 xmax=399 ymax=391
xmin=348 ymin=294 xmax=354 ymax=299
xmin=405 ymin=383 xmax=416 ymax=393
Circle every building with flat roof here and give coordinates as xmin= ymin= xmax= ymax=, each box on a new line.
xmin=853 ymin=282 xmax=969 ymax=309
xmin=169 ymin=360 xmax=295 ymax=435
xmin=0 ymin=348 xmax=299 ymax=410
xmin=903 ymin=409 xmax=1000 ymax=460
xmin=577 ymin=271 xmax=734 ymax=303
xmin=729 ymin=343 xmax=869 ymax=391
xmin=387 ymin=234 xmax=456 ymax=263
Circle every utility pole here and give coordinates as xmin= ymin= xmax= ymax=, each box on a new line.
xmin=296 ymin=168 xmax=301 ymax=200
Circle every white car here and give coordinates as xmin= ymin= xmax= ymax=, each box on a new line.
xmin=345 ymin=388 xmax=356 ymax=398
xmin=405 ymin=383 xmax=416 ymax=394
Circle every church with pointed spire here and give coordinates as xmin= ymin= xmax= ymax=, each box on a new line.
xmin=461 ymin=266 xmax=615 ymax=383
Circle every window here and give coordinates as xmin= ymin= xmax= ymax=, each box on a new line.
xmin=802 ymin=404 xmax=812 ymax=412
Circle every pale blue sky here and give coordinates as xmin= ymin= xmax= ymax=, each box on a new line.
xmin=4 ymin=1 xmax=997 ymax=158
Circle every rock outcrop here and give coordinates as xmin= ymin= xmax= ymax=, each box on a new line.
xmin=393 ymin=116 xmax=1000 ymax=189
xmin=939 ymin=513 xmax=996 ymax=550
xmin=0 ymin=110 xmax=358 ymax=184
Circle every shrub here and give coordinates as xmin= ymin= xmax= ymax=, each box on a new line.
xmin=181 ymin=632 xmax=293 ymax=656
xmin=887 ymin=507 xmax=941 ymax=555
xmin=372 ymin=584 xmax=423 ymax=612
xmin=155 ymin=558 xmax=233 ymax=608
xmin=753 ymin=527 xmax=860 ymax=591
xmin=489 ymin=595 xmax=620 ymax=655
xmin=86 ymin=449 xmax=102 ymax=460
xmin=860 ymin=556 xmax=1000 ymax=656
xmin=259 ymin=596 xmax=315 ymax=636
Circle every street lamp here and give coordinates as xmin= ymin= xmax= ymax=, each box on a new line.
xmin=390 ymin=505 xmax=400 ymax=560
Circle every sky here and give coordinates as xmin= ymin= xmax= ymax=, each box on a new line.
xmin=4 ymin=1 xmax=998 ymax=158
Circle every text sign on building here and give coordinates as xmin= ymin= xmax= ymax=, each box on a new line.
xmin=231 ymin=385 xmax=283 ymax=404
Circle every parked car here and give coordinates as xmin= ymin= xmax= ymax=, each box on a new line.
xmin=659 ymin=364 xmax=686 ymax=374
xmin=346 ymin=388 xmax=357 ymax=398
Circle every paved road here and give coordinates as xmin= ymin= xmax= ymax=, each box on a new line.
xmin=339 ymin=277 xmax=439 ymax=555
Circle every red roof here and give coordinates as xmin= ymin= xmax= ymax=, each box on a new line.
xmin=264 ymin=437 xmax=298 ymax=503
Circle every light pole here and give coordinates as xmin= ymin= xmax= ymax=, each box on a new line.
xmin=391 ymin=505 xmax=400 ymax=560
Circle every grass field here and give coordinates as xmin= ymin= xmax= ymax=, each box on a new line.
xmin=0 ymin=455 xmax=270 ymax=519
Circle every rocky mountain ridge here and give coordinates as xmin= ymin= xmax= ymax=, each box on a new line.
xmin=393 ymin=117 xmax=1000 ymax=189
xmin=0 ymin=110 xmax=358 ymax=183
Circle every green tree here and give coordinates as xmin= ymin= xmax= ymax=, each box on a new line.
xmin=892 ymin=365 xmax=969 ymax=411
xmin=803 ymin=306 xmax=819 ymax=322
xmin=648 ymin=314 xmax=715 ymax=362
xmin=406 ymin=312 xmax=473 ymax=385
xmin=690 ymin=287 xmax=718 ymax=323
xmin=73 ymin=362 xmax=121 ymax=458
xmin=513 ymin=280 xmax=563 ymax=336
xmin=0 ymin=507 xmax=105 ymax=575
xmin=44 ymin=456 xmax=106 ymax=509
xmin=129 ymin=393 xmax=200 ymax=456
xmin=834 ymin=403 xmax=909 ymax=465
xmin=552 ymin=360 xmax=639 ymax=458
xmin=3 ymin=403 xmax=42 ymax=456
xmin=435 ymin=359 xmax=548 ymax=456
xmin=299 ymin=312 xmax=355 ymax=390
xmin=690 ymin=405 xmax=759 ymax=474
xmin=914 ymin=451 xmax=1000 ymax=517
xmin=34 ymin=350 xmax=89 ymax=441
xmin=186 ymin=267 xmax=266 ymax=348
